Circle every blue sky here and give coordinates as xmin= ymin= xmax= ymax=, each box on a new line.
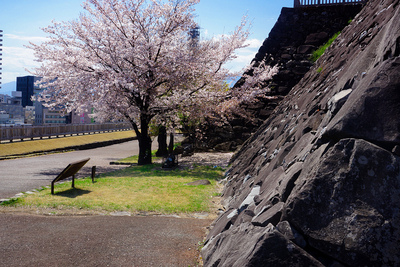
xmin=0 ymin=0 xmax=292 ymax=89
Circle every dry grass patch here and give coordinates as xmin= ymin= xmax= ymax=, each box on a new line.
xmin=0 ymin=131 xmax=135 ymax=157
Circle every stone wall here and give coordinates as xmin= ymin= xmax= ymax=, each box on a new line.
xmin=197 ymin=4 xmax=363 ymax=152
xmin=202 ymin=0 xmax=400 ymax=265
xmin=236 ymin=4 xmax=363 ymax=125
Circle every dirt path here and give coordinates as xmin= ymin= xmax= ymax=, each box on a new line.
xmin=0 ymin=213 xmax=212 ymax=267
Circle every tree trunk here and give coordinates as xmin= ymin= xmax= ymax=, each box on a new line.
xmin=137 ymin=116 xmax=152 ymax=165
xmin=138 ymin=135 xmax=152 ymax=165
xmin=156 ymin=126 xmax=168 ymax=157
xmin=168 ymin=132 xmax=174 ymax=154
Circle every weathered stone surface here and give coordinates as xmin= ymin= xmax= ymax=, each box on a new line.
xmin=251 ymin=201 xmax=284 ymax=227
xmin=297 ymin=44 xmax=315 ymax=54
xmin=202 ymin=223 xmax=324 ymax=267
xmin=286 ymin=138 xmax=400 ymax=266
xmin=202 ymin=0 xmax=400 ymax=266
xmin=305 ymin=31 xmax=329 ymax=45
xmin=205 ymin=208 xmax=238 ymax=240
xmin=276 ymin=221 xmax=307 ymax=248
xmin=235 ymin=209 xmax=255 ymax=225
xmin=323 ymin=61 xmax=400 ymax=148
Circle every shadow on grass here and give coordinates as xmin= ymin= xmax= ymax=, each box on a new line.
xmin=104 ymin=164 xmax=224 ymax=181
xmin=54 ymin=188 xmax=91 ymax=198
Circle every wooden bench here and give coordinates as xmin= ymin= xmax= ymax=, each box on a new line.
xmin=51 ymin=158 xmax=90 ymax=195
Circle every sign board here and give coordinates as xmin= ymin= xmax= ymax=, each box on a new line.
xmin=51 ymin=158 xmax=90 ymax=194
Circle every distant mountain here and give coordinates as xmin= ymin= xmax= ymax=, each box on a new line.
xmin=0 ymin=81 xmax=16 ymax=96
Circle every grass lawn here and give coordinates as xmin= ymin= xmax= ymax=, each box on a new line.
xmin=115 ymin=150 xmax=161 ymax=164
xmin=1 ymin=164 xmax=224 ymax=215
xmin=0 ymin=131 xmax=135 ymax=158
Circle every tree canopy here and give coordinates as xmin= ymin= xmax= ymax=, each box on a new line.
xmin=30 ymin=0 xmax=275 ymax=164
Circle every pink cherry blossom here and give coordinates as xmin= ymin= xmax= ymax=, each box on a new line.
xmin=29 ymin=0 xmax=274 ymax=164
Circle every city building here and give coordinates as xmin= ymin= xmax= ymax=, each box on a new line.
xmin=33 ymin=101 xmax=67 ymax=125
xmin=15 ymin=75 xmax=64 ymax=125
xmin=189 ymin=26 xmax=200 ymax=47
xmin=0 ymin=93 xmax=11 ymax=104
xmin=16 ymin=76 xmax=42 ymax=107
xmin=14 ymin=75 xmax=97 ymax=125
xmin=0 ymin=91 xmax=24 ymax=125
xmin=67 ymin=109 xmax=95 ymax=124
xmin=43 ymin=109 xmax=67 ymax=125
xmin=24 ymin=106 xmax=35 ymax=125
xmin=0 ymin=111 xmax=8 ymax=125
xmin=9 ymin=91 xmax=22 ymax=105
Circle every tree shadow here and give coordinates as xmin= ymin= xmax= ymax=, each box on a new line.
xmin=39 ymin=166 xmax=129 ymax=179
xmin=54 ymin=188 xmax=91 ymax=198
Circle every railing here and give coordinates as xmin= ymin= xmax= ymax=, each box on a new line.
xmin=0 ymin=123 xmax=132 ymax=142
xmin=294 ymin=0 xmax=366 ymax=7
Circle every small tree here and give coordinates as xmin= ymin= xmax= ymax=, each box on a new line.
xmin=30 ymin=0 xmax=249 ymax=164
xmin=177 ymin=62 xmax=279 ymax=145
xmin=220 ymin=62 xmax=279 ymax=117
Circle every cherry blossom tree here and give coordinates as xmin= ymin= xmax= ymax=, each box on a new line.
xmin=30 ymin=0 xmax=251 ymax=164
xmin=177 ymin=62 xmax=279 ymax=146
xmin=219 ymin=62 xmax=279 ymax=116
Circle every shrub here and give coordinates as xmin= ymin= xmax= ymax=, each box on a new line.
xmin=310 ymin=32 xmax=341 ymax=62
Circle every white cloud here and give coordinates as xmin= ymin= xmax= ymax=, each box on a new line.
xmin=200 ymin=35 xmax=262 ymax=72
xmin=1 ymin=46 xmax=39 ymax=83
xmin=245 ymin=38 xmax=263 ymax=48
xmin=4 ymin=34 xmax=48 ymax=43
xmin=1 ymin=34 xmax=48 ymax=83
xmin=225 ymin=38 xmax=262 ymax=72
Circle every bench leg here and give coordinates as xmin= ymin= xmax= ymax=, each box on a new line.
xmin=72 ymin=175 xmax=75 ymax=188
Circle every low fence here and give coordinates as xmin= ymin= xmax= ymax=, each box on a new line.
xmin=0 ymin=123 xmax=132 ymax=142
xmin=294 ymin=0 xmax=366 ymax=7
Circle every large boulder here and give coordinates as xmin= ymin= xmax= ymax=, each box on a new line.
xmin=323 ymin=59 xmax=400 ymax=147
xmin=286 ymin=138 xmax=400 ymax=266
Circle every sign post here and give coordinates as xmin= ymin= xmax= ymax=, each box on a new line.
xmin=51 ymin=158 xmax=90 ymax=194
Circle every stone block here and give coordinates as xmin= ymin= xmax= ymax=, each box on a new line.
xmin=281 ymin=53 xmax=292 ymax=60
xmin=297 ymin=45 xmax=315 ymax=54
xmin=286 ymin=139 xmax=400 ymax=266
xmin=252 ymin=202 xmax=284 ymax=227
xmin=202 ymin=222 xmax=324 ymax=267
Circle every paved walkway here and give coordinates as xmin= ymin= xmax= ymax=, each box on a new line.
xmin=0 ymin=140 xmax=157 ymax=199
xmin=0 ymin=213 xmax=211 ymax=266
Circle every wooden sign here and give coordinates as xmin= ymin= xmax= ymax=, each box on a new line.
xmin=51 ymin=158 xmax=90 ymax=194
